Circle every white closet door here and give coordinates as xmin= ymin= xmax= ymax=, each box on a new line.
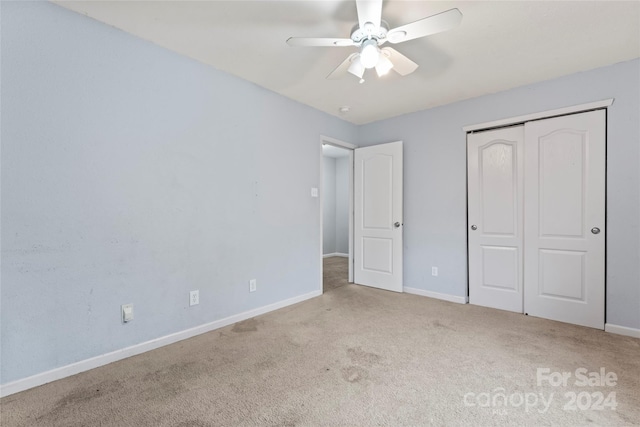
xmin=468 ymin=126 xmax=524 ymax=312
xmin=524 ymin=110 xmax=606 ymax=329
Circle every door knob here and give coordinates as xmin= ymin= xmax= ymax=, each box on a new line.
xmin=471 ymin=225 xmax=477 ymax=230
xmin=591 ymin=227 xmax=601 ymax=234
xmin=394 ymin=222 xmax=401 ymax=228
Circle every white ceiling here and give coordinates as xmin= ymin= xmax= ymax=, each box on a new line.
xmin=53 ymin=1 xmax=640 ymax=125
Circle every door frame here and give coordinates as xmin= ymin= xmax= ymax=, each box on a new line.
xmin=319 ymin=135 xmax=357 ymax=292
xmin=464 ymin=99 xmax=612 ymax=313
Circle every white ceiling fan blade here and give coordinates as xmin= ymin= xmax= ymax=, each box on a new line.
xmin=287 ymin=37 xmax=355 ymax=47
xmin=387 ymin=8 xmax=462 ymax=44
xmin=327 ymin=53 xmax=359 ymax=80
xmin=356 ymin=0 xmax=382 ymax=30
xmin=382 ymin=47 xmax=418 ymax=76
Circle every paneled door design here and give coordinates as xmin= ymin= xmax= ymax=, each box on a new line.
xmin=354 ymin=141 xmax=403 ymax=292
xmin=468 ymin=110 xmax=606 ymax=329
xmin=468 ymin=126 xmax=525 ymax=313
xmin=524 ymin=110 xmax=605 ymax=329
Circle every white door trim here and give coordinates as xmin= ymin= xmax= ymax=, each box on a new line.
xmin=321 ymin=135 xmax=357 ymax=150
xmin=463 ymin=99 xmax=613 ymax=132
xmin=319 ymin=135 xmax=357 ymax=290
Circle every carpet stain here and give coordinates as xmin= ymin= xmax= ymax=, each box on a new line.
xmin=341 ymin=366 xmax=369 ymax=383
xmin=255 ymin=358 xmax=277 ymax=370
xmin=53 ymin=379 xmax=123 ymax=410
xmin=347 ymin=346 xmax=381 ymax=365
xmin=232 ymin=318 xmax=259 ymax=333
xmin=143 ymin=361 xmax=202 ymax=382
xmin=142 ymin=381 xmax=186 ymax=402
xmin=257 ymin=411 xmax=301 ymax=427
xmin=175 ymin=420 xmax=211 ymax=427
xmin=139 ymin=361 xmax=208 ymax=401
xmin=433 ymin=320 xmax=456 ymax=331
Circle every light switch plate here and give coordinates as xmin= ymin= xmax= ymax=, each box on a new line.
xmin=122 ymin=303 xmax=133 ymax=323
xmin=311 ymin=188 xmax=319 ymax=198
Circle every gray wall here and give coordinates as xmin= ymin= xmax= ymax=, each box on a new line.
xmin=0 ymin=1 xmax=357 ymax=384
xmin=359 ymin=59 xmax=640 ymax=330
xmin=322 ymin=156 xmax=349 ymax=256
xmin=335 ymin=157 xmax=349 ymax=254
xmin=322 ymin=157 xmax=336 ymax=255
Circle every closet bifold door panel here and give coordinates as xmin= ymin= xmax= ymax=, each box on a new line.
xmin=523 ymin=110 xmax=606 ymax=329
xmin=468 ymin=126 xmax=525 ymax=313
xmin=468 ymin=109 xmax=606 ymax=329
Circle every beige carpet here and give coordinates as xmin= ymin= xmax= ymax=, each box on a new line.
xmin=323 ymin=256 xmax=349 ymax=293
xmin=2 ymin=274 xmax=639 ymax=426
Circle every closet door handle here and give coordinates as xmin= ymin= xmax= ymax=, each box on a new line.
xmin=591 ymin=227 xmax=601 ymax=235
xmin=471 ymin=225 xmax=477 ymax=231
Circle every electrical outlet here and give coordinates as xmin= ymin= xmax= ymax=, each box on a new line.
xmin=432 ymin=267 xmax=438 ymax=277
xmin=249 ymin=279 xmax=257 ymax=292
xmin=122 ymin=303 xmax=133 ymax=323
xmin=189 ymin=290 xmax=199 ymax=306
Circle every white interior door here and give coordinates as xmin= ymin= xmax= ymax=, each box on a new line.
xmin=354 ymin=141 xmax=403 ymax=292
xmin=524 ymin=110 xmax=606 ymax=329
xmin=468 ymin=126 xmax=524 ymax=312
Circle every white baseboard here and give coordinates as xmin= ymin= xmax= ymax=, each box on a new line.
xmin=322 ymin=252 xmax=348 ymax=258
xmin=0 ymin=290 xmax=322 ymax=398
xmin=605 ymin=323 xmax=640 ymax=339
xmin=403 ymin=287 xmax=468 ymax=304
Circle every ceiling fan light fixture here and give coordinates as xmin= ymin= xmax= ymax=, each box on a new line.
xmin=360 ymin=39 xmax=380 ymax=69
xmin=348 ymin=55 xmax=365 ymax=79
xmin=375 ymin=55 xmax=394 ymax=77
xmin=287 ymin=4 xmax=462 ymax=82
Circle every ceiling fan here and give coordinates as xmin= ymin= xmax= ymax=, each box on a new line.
xmin=286 ymin=0 xmax=462 ymax=83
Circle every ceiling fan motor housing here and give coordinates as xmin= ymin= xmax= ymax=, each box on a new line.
xmin=350 ymin=20 xmax=389 ymax=45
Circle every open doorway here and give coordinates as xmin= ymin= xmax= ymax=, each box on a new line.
xmin=320 ymin=136 xmax=355 ymax=294
xmin=320 ymin=137 xmax=404 ymax=294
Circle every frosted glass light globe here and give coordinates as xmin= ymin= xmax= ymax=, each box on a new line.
xmin=360 ymin=40 xmax=380 ymax=69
